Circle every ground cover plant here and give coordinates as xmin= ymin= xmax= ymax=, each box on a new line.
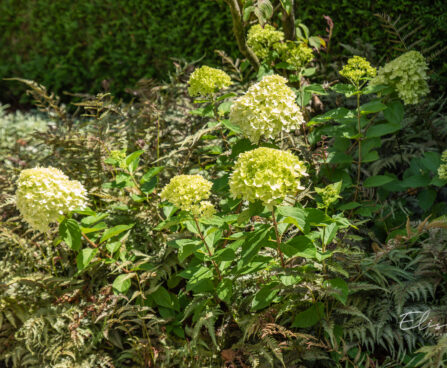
xmin=1 ymin=2 xmax=447 ymax=367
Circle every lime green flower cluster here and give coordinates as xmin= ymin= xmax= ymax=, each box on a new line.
xmin=276 ymin=41 xmax=314 ymax=70
xmin=247 ymin=24 xmax=284 ymax=60
xmin=438 ymin=150 xmax=447 ymax=180
xmin=315 ymin=181 xmax=342 ymax=209
xmin=370 ymin=51 xmax=429 ymax=105
xmin=229 ymin=74 xmax=304 ymax=144
xmin=16 ymin=167 xmax=88 ymax=232
xmin=107 ymin=149 xmax=127 ymax=169
xmin=187 ymin=66 xmax=232 ymax=97
xmin=160 ymin=175 xmax=215 ymax=217
xmin=229 ymin=147 xmax=307 ymax=207
xmin=339 ymin=56 xmax=377 ymax=86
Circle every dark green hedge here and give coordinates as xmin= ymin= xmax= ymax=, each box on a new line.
xmin=1 ymin=0 xmax=446 ymax=105
xmin=0 ymin=0 xmax=235 ymax=105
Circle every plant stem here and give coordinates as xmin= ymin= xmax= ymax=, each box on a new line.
xmin=193 ymin=217 xmax=222 ymax=280
xmin=354 ymin=90 xmax=362 ymax=201
xmin=271 ymin=207 xmax=285 ymax=268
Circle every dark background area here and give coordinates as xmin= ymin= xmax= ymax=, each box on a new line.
xmin=1 ymin=0 xmax=446 ymax=107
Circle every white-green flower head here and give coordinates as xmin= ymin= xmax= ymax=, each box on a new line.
xmin=339 ymin=55 xmax=377 ymax=86
xmin=16 ymin=167 xmax=88 ymax=232
xmin=187 ymin=66 xmax=232 ymax=97
xmin=229 ymin=147 xmax=307 ymax=207
xmin=370 ymin=50 xmax=429 ymax=105
xmin=247 ymin=24 xmax=284 ymax=60
xmin=438 ymin=150 xmax=447 ymax=180
xmin=229 ymin=74 xmax=304 ymax=144
xmin=160 ymin=175 xmax=215 ymax=217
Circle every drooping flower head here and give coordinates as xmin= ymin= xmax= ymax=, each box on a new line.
xmin=229 ymin=147 xmax=307 ymax=207
xmin=275 ymin=41 xmax=314 ymax=70
xmin=187 ymin=66 xmax=232 ymax=97
xmin=339 ymin=56 xmax=377 ymax=86
xmin=247 ymin=24 xmax=284 ymax=60
xmin=16 ymin=167 xmax=88 ymax=232
xmin=438 ymin=150 xmax=447 ymax=181
xmin=229 ymin=74 xmax=304 ymax=144
xmin=160 ymin=175 xmax=215 ymax=217
xmin=370 ymin=50 xmax=429 ymax=105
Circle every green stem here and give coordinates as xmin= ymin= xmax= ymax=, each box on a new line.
xmin=193 ymin=217 xmax=222 ymax=280
xmin=354 ymin=90 xmax=362 ymax=202
xmin=271 ymin=207 xmax=285 ymax=268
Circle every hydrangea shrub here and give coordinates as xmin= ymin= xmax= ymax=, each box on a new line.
xmin=229 ymin=147 xmax=307 ymax=207
xmin=229 ymin=74 xmax=304 ymax=144
xmin=370 ymin=50 xmax=429 ymax=105
xmin=16 ymin=167 xmax=88 ymax=232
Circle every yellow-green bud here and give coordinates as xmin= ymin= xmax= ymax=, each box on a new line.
xmin=229 ymin=147 xmax=307 ymax=207
xmin=187 ymin=66 xmax=232 ymax=97
xmin=16 ymin=167 xmax=88 ymax=232
xmin=247 ymin=24 xmax=284 ymax=60
xmin=340 ymin=55 xmax=377 ymax=86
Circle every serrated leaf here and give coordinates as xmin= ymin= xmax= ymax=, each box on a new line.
xmin=76 ymin=248 xmax=98 ymax=271
xmin=364 ymin=175 xmax=395 ymax=187
xmin=59 ymin=219 xmax=82 ymax=251
xmin=112 ymin=273 xmax=134 ymax=294
xmin=292 ymin=302 xmax=325 ymax=328
xmin=100 ymin=224 xmax=134 ymax=243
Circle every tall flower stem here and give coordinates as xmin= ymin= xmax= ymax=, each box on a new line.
xmin=354 ymin=90 xmax=362 ymax=202
xmin=271 ymin=207 xmax=285 ymax=268
xmin=193 ymin=217 xmax=222 ymax=280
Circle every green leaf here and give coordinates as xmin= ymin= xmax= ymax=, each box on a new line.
xmin=281 ymin=236 xmax=315 ymax=259
xmin=100 ymin=224 xmax=134 ymax=243
xmin=125 ymin=150 xmax=144 ymax=173
xmin=141 ymin=177 xmax=157 ymax=194
xmin=292 ymin=302 xmax=325 ymax=328
xmin=337 ymin=202 xmax=361 ymax=211
xmin=304 ymin=84 xmax=327 ymax=95
xmin=360 ymin=100 xmax=387 ymax=114
xmin=59 ymin=219 xmax=82 ymax=251
xmin=106 ymin=241 xmax=121 ymax=254
xmin=325 ymin=278 xmax=348 ymax=305
xmin=364 ymin=175 xmax=395 ymax=187
xmin=251 ymin=282 xmax=280 ymax=311
xmin=366 ymin=122 xmax=401 ymax=138
xmin=152 ymin=286 xmax=175 ymax=309
xmin=401 ymin=175 xmax=432 ymax=188
xmin=321 ymin=223 xmax=338 ymax=246
xmin=216 ymin=279 xmax=232 ymax=303
xmin=112 ymin=273 xmax=133 ymax=294
xmin=418 ymin=189 xmax=437 ymax=212
xmin=239 ymin=227 xmax=270 ymax=267
xmin=140 ymin=166 xmax=164 ymax=183
xmin=212 ymin=248 xmax=236 ymax=262
xmin=80 ymin=213 xmax=108 ymax=226
xmin=302 ymin=67 xmax=316 ymax=76
xmin=330 ymin=84 xmax=357 ymax=97
xmin=383 ymin=100 xmax=404 ymax=125
xmin=237 ymin=200 xmax=264 ymax=224
xmin=185 ymin=266 xmax=214 ymax=293
xmin=277 ymin=205 xmax=307 ymax=232
xmin=76 ymin=248 xmax=98 ymax=271
xmin=221 ymin=118 xmax=242 ymax=134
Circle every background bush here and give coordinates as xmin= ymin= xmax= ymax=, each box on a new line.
xmin=1 ymin=0 xmax=446 ymax=105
